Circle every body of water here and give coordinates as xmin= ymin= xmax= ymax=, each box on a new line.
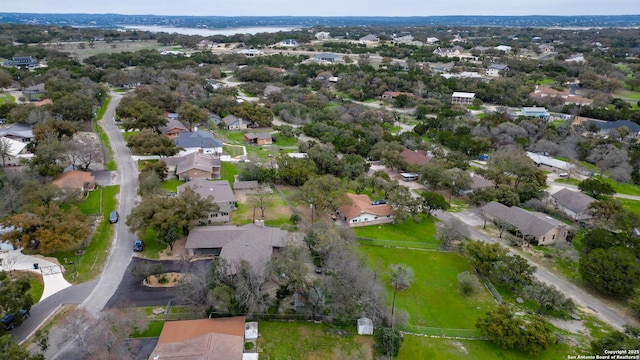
xmin=120 ymin=25 xmax=299 ymax=36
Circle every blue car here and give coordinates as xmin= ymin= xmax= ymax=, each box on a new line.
xmin=133 ymin=240 xmax=144 ymax=252
xmin=109 ymin=211 xmax=119 ymax=224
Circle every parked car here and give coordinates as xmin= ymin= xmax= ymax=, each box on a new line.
xmin=109 ymin=211 xmax=119 ymax=224
xmin=1 ymin=309 xmax=29 ymax=331
xmin=133 ymin=240 xmax=144 ymax=252
xmin=371 ymin=200 xmax=387 ymax=205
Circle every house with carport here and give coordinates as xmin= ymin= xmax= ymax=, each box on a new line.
xmin=338 ymin=193 xmax=394 ymax=227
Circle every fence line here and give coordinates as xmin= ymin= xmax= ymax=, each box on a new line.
xmin=357 ymin=237 xmax=443 ymax=250
xmin=477 ymin=272 xmax=503 ymax=303
xmin=400 ymin=325 xmax=484 ymax=340
xmin=270 ymin=182 xmax=299 ymax=215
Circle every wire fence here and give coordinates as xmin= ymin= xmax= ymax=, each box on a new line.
xmin=357 ymin=237 xmax=443 ymax=250
xmin=400 ymin=325 xmax=484 ymax=340
xmin=477 ymin=272 xmax=503 ymax=303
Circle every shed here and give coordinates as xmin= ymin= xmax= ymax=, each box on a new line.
xmin=357 ymin=318 xmax=374 ymax=335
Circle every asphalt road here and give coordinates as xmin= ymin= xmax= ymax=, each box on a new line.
xmin=435 ymin=209 xmax=635 ymax=331
xmin=79 ymin=91 xmax=140 ymax=313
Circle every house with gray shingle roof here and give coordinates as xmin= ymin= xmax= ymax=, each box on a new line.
xmin=164 ymin=151 xmax=221 ymax=181
xmin=486 ymin=64 xmax=510 ymax=77
xmin=0 ymin=123 xmax=34 ymax=143
xmin=185 ymin=222 xmax=288 ymax=274
xmin=175 ymin=130 xmax=223 ymax=156
xmin=551 ymin=188 xmax=595 ymax=221
xmin=481 ymin=201 xmax=568 ymax=245
xmin=220 ymin=115 xmax=250 ymax=130
xmin=178 ymin=179 xmax=236 ymax=223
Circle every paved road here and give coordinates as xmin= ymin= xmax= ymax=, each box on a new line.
xmin=80 ymin=91 xmax=139 ymax=313
xmin=435 ymin=209 xmax=635 ymax=331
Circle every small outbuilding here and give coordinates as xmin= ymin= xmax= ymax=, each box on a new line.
xmin=244 ymin=322 xmax=258 ymax=340
xmin=357 ymin=318 xmax=374 ymax=335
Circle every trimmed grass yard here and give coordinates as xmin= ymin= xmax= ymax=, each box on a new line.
xmin=360 ymin=246 xmax=496 ymax=329
xmin=618 ymin=198 xmax=640 ymax=214
xmin=398 ymin=334 xmax=573 ymax=360
xmin=221 ymin=161 xmax=239 ymax=183
xmin=353 ymin=215 xmax=438 ymax=244
xmin=258 ymin=321 xmax=374 ymax=360
xmin=602 ymin=177 xmax=640 ymax=196
xmin=0 ymin=93 xmax=15 ymax=105
xmin=161 ymin=179 xmax=183 ymax=193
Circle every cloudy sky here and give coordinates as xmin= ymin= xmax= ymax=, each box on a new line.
xmin=2 ymin=0 xmax=639 ymax=17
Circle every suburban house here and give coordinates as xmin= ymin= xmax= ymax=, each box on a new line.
xmin=314 ymin=53 xmax=341 ymax=63
xmin=178 ymin=179 xmax=236 ymax=223
xmin=148 ymin=316 xmax=248 ymax=360
xmin=22 ymin=83 xmax=45 ymax=100
xmin=159 ymin=119 xmax=190 ymax=139
xmin=205 ymin=78 xmax=224 ymax=90
xmin=460 ymin=172 xmax=495 ymax=195
xmin=393 ymin=35 xmax=424 ymax=46
xmin=451 ymin=92 xmax=476 ymax=105
xmin=359 ymin=34 xmax=380 ymax=44
xmin=3 ymin=56 xmax=39 ymax=68
xmin=587 ymin=119 xmax=640 ymax=137
xmin=209 ymin=113 xmax=223 ymax=126
xmin=337 ymin=193 xmax=395 ymax=227
xmin=236 ymin=49 xmax=264 ymax=57
xmin=433 ymin=46 xmax=464 ymax=57
xmin=221 ymin=115 xmax=250 ymax=130
xmin=529 ymin=86 xmax=592 ymax=106
xmin=52 ymin=170 xmax=96 ymax=192
xmin=538 ymin=44 xmax=555 ymax=53
xmin=381 ymin=91 xmax=415 ymax=100
xmin=481 ymin=202 xmax=568 ymax=245
xmin=315 ymin=31 xmax=331 ymax=40
xmin=0 ymin=123 xmax=34 ymax=143
xmin=165 ymin=151 xmax=221 ymax=181
xmin=175 ymin=130 xmax=223 ymax=156
xmin=400 ymin=148 xmax=432 ymax=166
xmin=244 ymin=132 xmax=273 ymax=145
xmin=495 ymin=45 xmax=512 ymax=53
xmin=0 ymin=137 xmax=30 ymax=166
xmin=520 ymin=106 xmax=550 ymax=120
xmin=526 ymin=151 xmax=574 ymax=173
xmin=279 ymin=38 xmax=298 ymax=46
xmin=565 ymin=53 xmax=585 ymax=63
xmin=486 ymin=64 xmax=510 ymax=77
xmin=550 ymin=188 xmax=596 ymax=221
xmin=185 ymin=222 xmax=288 ymax=274
xmin=263 ymin=85 xmax=282 ymax=98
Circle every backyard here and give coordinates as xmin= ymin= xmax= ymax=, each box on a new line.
xmin=359 ymin=245 xmax=496 ymax=329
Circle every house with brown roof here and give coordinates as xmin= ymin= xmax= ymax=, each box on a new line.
xmin=159 ymin=119 xmax=190 ymax=139
xmin=337 ymin=193 xmax=395 ymax=227
xmin=185 ymin=222 xmax=288 ymax=274
xmin=34 ymin=98 xmax=53 ymax=107
xmin=52 ymin=170 xmax=96 ymax=192
xmin=148 ymin=316 xmax=246 ymax=360
xmin=529 ymin=86 xmax=592 ymax=106
xmin=550 ymin=188 xmax=595 ymax=221
xmin=178 ymin=179 xmax=236 ymax=223
xmin=481 ymin=201 xmax=568 ymax=245
xmin=400 ymin=148 xmax=432 ymax=166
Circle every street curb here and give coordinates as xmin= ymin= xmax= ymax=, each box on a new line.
xmin=18 ymin=303 xmax=64 ymax=346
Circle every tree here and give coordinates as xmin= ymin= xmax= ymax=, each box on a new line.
xmin=522 ymin=280 xmax=575 ymax=315
xmin=247 ymin=186 xmax=273 ymax=220
xmin=0 ymin=137 xmax=12 ymax=167
xmin=234 ymin=261 xmax=270 ymax=314
xmin=126 ymin=129 xmax=180 ymax=156
xmin=276 ymin=153 xmax=316 ymax=186
xmin=0 ymin=271 xmax=32 ymax=332
xmin=436 ymin=218 xmax=469 ymax=250
xmin=469 ymin=185 xmax=520 ymax=207
xmin=578 ymin=178 xmax=615 ymax=198
xmin=140 ymin=160 xmax=168 ymax=181
xmin=267 ymin=246 xmax=310 ymax=293
xmin=591 ymin=325 xmax=640 ymax=356
xmin=582 ymin=228 xmax=618 ymax=254
xmin=232 ymin=102 xmax=273 ymax=126
xmin=0 ymin=335 xmax=44 ymax=360
xmin=390 ymin=264 xmax=413 ymax=327
xmin=580 ymin=246 xmax=640 ymax=299
xmin=177 ymin=102 xmax=209 ymax=131
xmin=457 ymin=271 xmax=480 ymax=296
xmin=297 ymin=175 xmax=348 ymax=216
xmin=476 ymin=305 xmax=553 ymax=355
xmin=588 ymin=198 xmax=624 ymax=227
xmin=419 ymin=191 xmax=449 ymax=217
xmin=374 ymin=326 xmax=403 ymax=357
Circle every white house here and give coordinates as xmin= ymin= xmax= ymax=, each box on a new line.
xmin=451 ymin=92 xmax=476 ymax=105
xmin=338 ymin=193 xmax=395 ymax=227
xmin=279 ymin=39 xmax=298 ymax=46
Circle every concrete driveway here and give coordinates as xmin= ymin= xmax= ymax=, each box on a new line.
xmin=0 ymin=249 xmax=71 ymax=300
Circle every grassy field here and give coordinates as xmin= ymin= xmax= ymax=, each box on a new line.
xmin=601 ymin=177 xmax=640 ymax=196
xmin=42 ymin=39 xmax=162 ymax=62
xmin=360 ymin=246 xmax=496 ymax=329
xmin=28 ymin=274 xmax=45 ymax=303
xmin=131 ymin=320 xmax=165 ymax=338
xmin=353 ymin=215 xmax=438 ymax=244
xmin=223 ymin=144 xmax=245 ymax=157
xmin=536 ymin=78 xmax=556 ymax=85
xmin=139 ymin=228 xmax=170 ymax=260
xmin=618 ymin=198 xmax=640 ymax=214
xmin=615 ymin=88 xmax=640 ymax=100
xmin=51 ymin=185 xmax=120 ymax=283
xmin=398 ymin=334 xmax=574 ymax=360
xmin=257 ymin=321 xmax=374 ymax=359
xmin=161 ymin=179 xmax=183 ymax=193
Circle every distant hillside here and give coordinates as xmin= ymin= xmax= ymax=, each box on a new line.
xmin=0 ymin=13 xmax=639 ymax=28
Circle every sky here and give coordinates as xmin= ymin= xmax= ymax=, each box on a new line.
xmin=1 ymin=0 xmax=639 ymax=17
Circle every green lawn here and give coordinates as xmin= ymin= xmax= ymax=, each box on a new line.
xmin=96 ymin=121 xmax=117 ymax=171
xmin=554 ymin=178 xmax=580 ymax=186
xmin=536 ymin=78 xmax=556 ymax=85
xmin=161 ymin=179 xmax=183 ymax=193
xmin=223 ymin=144 xmax=245 ymax=157
xmin=615 ymin=88 xmax=640 ymax=100
xmin=398 ymin=334 xmax=573 ymax=360
xmin=272 ymin=135 xmax=298 ymax=147
xmin=131 ymin=320 xmax=164 ymax=338
xmin=139 ymin=228 xmax=170 ymax=260
xmin=601 ymin=178 xmax=640 ymax=196
xmin=77 ymin=187 xmax=103 ymax=215
xmin=257 ymin=321 xmax=373 ymax=359
xmin=353 ymin=215 xmax=438 ymax=244
xmin=360 ymin=246 xmax=496 ymax=329
xmin=0 ymin=93 xmax=15 ymax=105
xmin=221 ymin=162 xmax=239 ymax=183
xmin=618 ymin=198 xmax=640 ymax=214
xmin=51 ymin=185 xmax=120 ymax=283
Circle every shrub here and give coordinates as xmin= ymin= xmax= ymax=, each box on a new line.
xmin=374 ymin=326 xmax=403 ymax=357
xmin=458 ymin=271 xmax=480 ymax=296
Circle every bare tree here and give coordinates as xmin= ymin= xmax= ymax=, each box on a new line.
xmin=390 ymin=264 xmax=413 ymax=328
xmin=247 ymin=186 xmax=273 ymax=221
xmin=437 ymin=218 xmax=469 ymax=251
xmin=0 ymin=137 xmax=12 ymax=167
